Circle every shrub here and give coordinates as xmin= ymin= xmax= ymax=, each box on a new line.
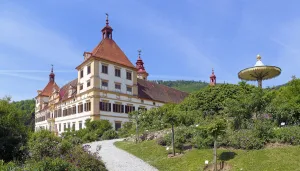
xmin=26 ymin=157 xmax=77 ymax=171
xmin=101 ymin=130 xmax=118 ymax=140
xmin=117 ymin=122 xmax=135 ymax=138
xmin=67 ymin=145 xmax=107 ymax=171
xmin=28 ymin=130 xmax=61 ymax=161
xmin=82 ymin=132 xmax=98 ymax=143
xmin=162 ymin=126 xmax=194 ymax=151
xmin=0 ymin=160 xmax=22 ymax=171
xmin=156 ymin=137 xmax=167 ymax=146
xmin=253 ymin=120 xmax=275 ymax=142
xmin=274 ymin=126 xmax=300 ymax=145
xmin=191 ymin=128 xmax=214 ymax=149
xmin=224 ymin=129 xmax=264 ymax=150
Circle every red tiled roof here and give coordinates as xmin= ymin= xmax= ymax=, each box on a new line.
xmin=91 ymin=39 xmax=136 ymax=69
xmin=59 ymin=79 xmax=78 ymax=101
xmin=137 ymin=79 xmax=189 ymax=104
xmin=40 ymin=81 xmax=59 ymax=96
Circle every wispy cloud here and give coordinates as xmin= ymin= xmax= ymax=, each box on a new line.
xmin=0 ymin=73 xmax=47 ymax=82
xmin=0 ymin=3 xmax=82 ymax=68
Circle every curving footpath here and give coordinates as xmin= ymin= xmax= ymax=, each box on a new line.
xmin=87 ymin=139 xmax=158 ymax=171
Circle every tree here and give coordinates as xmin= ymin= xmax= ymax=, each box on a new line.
xmin=162 ymin=104 xmax=178 ymax=156
xmin=0 ymin=97 xmax=30 ymax=162
xmin=206 ymin=118 xmax=227 ymax=171
xmin=128 ymin=110 xmax=144 ymax=143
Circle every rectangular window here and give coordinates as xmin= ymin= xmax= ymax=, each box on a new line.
xmin=80 ymin=70 xmax=83 ymax=78
xmin=72 ymin=122 xmax=75 ymax=131
xmin=115 ymin=68 xmax=121 ymax=77
xmin=101 ymin=80 xmax=108 ymax=88
xmin=126 ymin=86 xmax=132 ymax=93
xmin=113 ymin=104 xmax=124 ymax=113
xmin=102 ymin=65 xmax=108 ymax=74
xmin=58 ymin=109 xmax=62 ymax=117
xmin=54 ymin=110 xmax=58 ymax=118
xmin=126 ymin=72 xmax=132 ymax=80
xmin=115 ymin=84 xmax=121 ymax=91
xmin=72 ymin=106 xmax=76 ymax=114
xmin=59 ymin=123 xmax=61 ymax=132
xmin=63 ymin=109 xmax=67 ymax=116
xmin=63 ymin=123 xmax=66 ymax=131
xmin=100 ymin=102 xmax=111 ymax=112
xmin=87 ymin=65 xmax=91 ymax=75
xmin=125 ymin=105 xmax=135 ymax=114
xmin=78 ymin=104 xmax=83 ymax=113
xmin=138 ymin=107 xmax=147 ymax=112
xmin=87 ymin=80 xmax=91 ymax=87
xmin=68 ymin=122 xmax=70 ymax=129
xmin=79 ymin=121 xmax=82 ymax=130
xmin=67 ymin=108 xmax=72 ymax=115
xmin=80 ymin=84 xmax=83 ymax=90
xmin=84 ymin=102 xmax=91 ymax=111
xmin=115 ymin=122 xmax=122 ymax=131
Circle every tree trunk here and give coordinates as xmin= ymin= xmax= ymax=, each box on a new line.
xmin=213 ymin=136 xmax=217 ymax=171
xmin=136 ymin=122 xmax=139 ymax=144
xmin=171 ymin=124 xmax=175 ymax=156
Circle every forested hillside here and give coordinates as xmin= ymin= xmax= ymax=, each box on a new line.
xmin=150 ymin=80 xmax=209 ymax=93
xmin=12 ymin=99 xmax=35 ymax=131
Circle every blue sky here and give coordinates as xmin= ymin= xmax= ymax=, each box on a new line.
xmin=1 ymin=0 xmax=300 ymax=101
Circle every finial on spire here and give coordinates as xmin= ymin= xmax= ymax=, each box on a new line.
xmin=105 ymin=13 xmax=109 ymax=26
xmin=51 ymin=64 xmax=53 ymax=73
xmin=212 ymin=68 xmax=214 ymax=74
xmin=257 ymin=54 xmax=261 ymax=61
xmin=138 ymin=49 xmax=142 ymax=59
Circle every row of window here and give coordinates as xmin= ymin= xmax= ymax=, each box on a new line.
xmin=35 ymin=102 xmax=91 ymax=123
xmin=79 ymin=64 xmax=132 ymax=80
xmin=100 ymin=81 xmax=132 ymax=93
xmin=79 ymin=80 xmax=91 ymax=90
xmin=99 ymin=101 xmax=147 ymax=113
xmin=56 ymin=121 xmax=83 ymax=132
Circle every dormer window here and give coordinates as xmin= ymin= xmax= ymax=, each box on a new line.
xmin=68 ymin=86 xmax=73 ymax=97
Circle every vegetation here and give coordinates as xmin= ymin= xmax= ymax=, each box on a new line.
xmin=150 ymin=80 xmax=209 ymax=93
xmin=115 ymin=140 xmax=300 ymax=171
xmin=117 ymin=79 xmax=300 ymax=170
xmin=0 ymin=97 xmax=109 ymax=170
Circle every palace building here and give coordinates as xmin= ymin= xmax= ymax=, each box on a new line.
xmin=34 ymin=15 xmax=189 ymax=134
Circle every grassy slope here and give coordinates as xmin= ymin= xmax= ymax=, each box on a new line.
xmin=115 ymin=140 xmax=300 ymax=171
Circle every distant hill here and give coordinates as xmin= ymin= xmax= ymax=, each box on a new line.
xmin=150 ymin=80 xmax=209 ymax=93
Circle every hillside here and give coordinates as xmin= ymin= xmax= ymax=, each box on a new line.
xmin=150 ymin=80 xmax=209 ymax=93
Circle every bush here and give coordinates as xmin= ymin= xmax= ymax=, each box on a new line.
xmin=224 ymin=129 xmax=264 ymax=150
xmin=156 ymin=137 xmax=167 ymax=146
xmin=274 ymin=126 xmax=300 ymax=145
xmin=0 ymin=160 xmax=22 ymax=171
xmin=82 ymin=132 xmax=98 ymax=142
xmin=66 ymin=145 xmax=107 ymax=171
xmin=191 ymin=128 xmax=213 ymax=149
xmin=253 ymin=120 xmax=275 ymax=142
xmin=26 ymin=157 xmax=76 ymax=171
xmin=162 ymin=126 xmax=194 ymax=151
xmin=28 ymin=130 xmax=62 ymax=161
xmin=117 ymin=122 xmax=135 ymax=138
xmin=101 ymin=130 xmax=118 ymax=140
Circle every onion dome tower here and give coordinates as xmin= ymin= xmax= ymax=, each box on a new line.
xmin=210 ymin=68 xmax=216 ymax=86
xmin=136 ymin=50 xmax=149 ymax=80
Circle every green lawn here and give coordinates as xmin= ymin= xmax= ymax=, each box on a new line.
xmin=115 ymin=140 xmax=300 ymax=171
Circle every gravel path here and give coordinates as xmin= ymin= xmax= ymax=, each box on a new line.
xmin=87 ymin=139 xmax=158 ymax=171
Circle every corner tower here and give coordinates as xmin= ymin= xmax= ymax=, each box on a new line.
xmin=210 ymin=68 xmax=216 ymax=86
xmin=135 ymin=50 xmax=149 ymax=80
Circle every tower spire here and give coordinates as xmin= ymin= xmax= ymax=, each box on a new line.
xmin=105 ymin=13 xmax=109 ymax=26
xmin=49 ymin=64 xmax=55 ymax=82
xmin=210 ymin=68 xmax=216 ymax=86
xmin=101 ymin=13 xmax=113 ymax=39
xmin=136 ymin=49 xmax=149 ymax=80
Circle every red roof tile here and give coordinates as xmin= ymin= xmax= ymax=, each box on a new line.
xmin=91 ymin=39 xmax=136 ymax=69
xmin=40 ymin=81 xmax=59 ymax=96
xmin=59 ymin=79 xmax=78 ymax=101
xmin=137 ymin=79 xmax=189 ymax=103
